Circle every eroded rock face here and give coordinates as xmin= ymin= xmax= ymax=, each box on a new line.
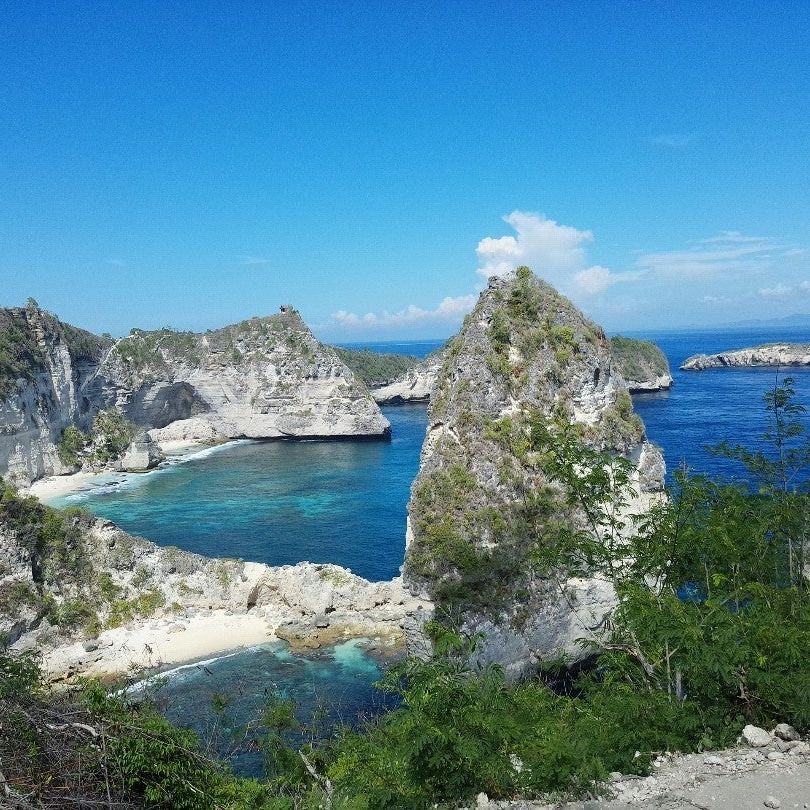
xmin=98 ymin=307 xmax=390 ymax=443
xmin=1 ymin=502 xmax=425 ymax=662
xmin=372 ymin=353 xmax=443 ymax=404
xmin=118 ymin=431 xmax=164 ymax=472
xmin=403 ymin=268 xmax=664 ymax=678
xmin=0 ymin=304 xmax=389 ymax=485
xmin=0 ymin=304 xmax=111 ymax=486
xmin=681 ymin=343 xmax=810 ymax=371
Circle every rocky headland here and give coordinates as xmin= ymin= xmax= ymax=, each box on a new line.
xmin=610 ymin=335 xmax=673 ymax=392
xmin=369 ymin=335 xmax=671 ymax=405
xmin=1 ymin=484 xmax=425 ymax=680
xmin=681 ymin=343 xmax=810 ymax=371
xmin=402 ymin=267 xmax=666 ymax=678
xmin=0 ymin=302 xmax=389 ymax=487
xmin=371 ymin=351 xmax=444 ymax=404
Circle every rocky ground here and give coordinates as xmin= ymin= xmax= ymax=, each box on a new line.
xmin=476 ymin=725 xmax=810 ymax=810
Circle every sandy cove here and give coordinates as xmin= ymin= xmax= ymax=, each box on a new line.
xmin=26 ymin=438 xmax=230 ymax=503
xmin=44 ymin=609 xmax=280 ymax=681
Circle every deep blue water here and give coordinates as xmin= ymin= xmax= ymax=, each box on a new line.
xmin=625 ymin=326 xmax=810 ymax=484
xmin=51 ymin=404 xmax=429 ymax=582
xmin=335 ymin=339 xmax=441 ymax=358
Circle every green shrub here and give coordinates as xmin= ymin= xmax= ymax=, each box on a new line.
xmin=332 ymin=346 xmax=419 ymax=387
xmin=57 ymin=424 xmax=89 ymax=465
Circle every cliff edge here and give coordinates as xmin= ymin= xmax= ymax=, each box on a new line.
xmin=403 ymin=267 xmax=664 ymax=678
xmin=0 ymin=304 xmax=389 ymax=485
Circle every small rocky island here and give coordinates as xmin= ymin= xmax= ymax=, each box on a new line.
xmin=681 ymin=342 xmax=810 ymax=371
xmin=610 ymin=335 xmax=673 ymax=392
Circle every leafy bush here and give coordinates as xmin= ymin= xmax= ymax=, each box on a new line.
xmin=57 ymin=424 xmax=89 ymax=466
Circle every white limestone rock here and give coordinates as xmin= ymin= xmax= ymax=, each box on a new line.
xmin=403 ymin=269 xmax=665 ymax=677
xmin=118 ymin=431 xmax=164 ymax=471
xmin=743 ymin=724 xmax=773 ymax=748
xmin=372 ymin=354 xmax=442 ymax=404
xmin=681 ymin=343 xmax=810 ymax=371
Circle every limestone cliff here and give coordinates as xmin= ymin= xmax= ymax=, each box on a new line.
xmin=0 ymin=302 xmax=111 ymax=486
xmin=371 ymin=352 xmax=443 ymax=404
xmin=610 ymin=336 xmax=673 ymax=393
xmin=403 ymin=268 xmax=664 ymax=678
xmin=99 ymin=307 xmax=389 ymax=442
xmin=0 ymin=303 xmax=389 ymax=485
xmin=681 ymin=343 xmax=810 ymax=371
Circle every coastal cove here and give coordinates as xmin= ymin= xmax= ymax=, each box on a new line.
xmin=41 ymin=405 xmax=428 ymax=583
xmin=20 ymin=326 xmax=810 ymax=782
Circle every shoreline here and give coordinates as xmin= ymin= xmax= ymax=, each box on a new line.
xmin=42 ymin=608 xmax=282 ymax=682
xmin=27 ymin=437 xmax=233 ymax=503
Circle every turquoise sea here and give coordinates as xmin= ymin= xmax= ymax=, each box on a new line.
xmin=44 ymin=328 xmax=810 ymax=775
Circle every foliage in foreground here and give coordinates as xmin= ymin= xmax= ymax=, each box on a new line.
xmin=2 ymin=378 xmax=809 ymax=808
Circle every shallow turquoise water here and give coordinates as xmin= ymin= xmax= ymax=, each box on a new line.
xmin=50 ymin=405 xmax=428 ymax=582
xmin=141 ymin=640 xmax=394 ymax=777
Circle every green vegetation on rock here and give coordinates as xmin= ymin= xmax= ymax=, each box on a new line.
xmin=113 ymin=328 xmax=202 ymax=372
xmin=332 ymin=346 xmax=419 ymax=387
xmin=57 ymin=407 xmax=136 ymax=468
xmin=610 ymin=335 xmax=669 ymax=381
xmin=0 ymin=304 xmax=111 ymax=401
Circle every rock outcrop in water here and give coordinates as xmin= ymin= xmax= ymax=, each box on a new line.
xmin=0 ymin=303 xmax=389 ymax=485
xmin=681 ymin=343 xmax=810 ymax=371
xmin=371 ymin=352 xmax=443 ymax=404
xmin=610 ymin=336 xmax=673 ymax=393
xmin=403 ymin=268 xmax=664 ymax=678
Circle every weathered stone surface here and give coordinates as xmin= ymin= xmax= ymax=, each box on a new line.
xmin=0 ymin=303 xmax=389 ymax=485
xmin=372 ymin=353 xmax=443 ymax=404
xmin=2 ymin=503 xmax=427 ymax=671
xmin=402 ymin=268 xmax=664 ymax=677
xmin=743 ymin=724 xmax=773 ymax=747
xmin=773 ymin=723 xmax=800 ymax=742
xmin=0 ymin=303 xmax=110 ymax=486
xmin=118 ymin=431 xmax=164 ymax=471
xmin=681 ymin=343 xmax=810 ymax=371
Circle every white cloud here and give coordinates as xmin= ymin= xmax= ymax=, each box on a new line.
xmin=574 ymin=265 xmax=617 ymax=295
xmin=800 ymin=280 xmax=810 ymax=291
xmin=758 ymin=283 xmax=793 ymax=299
xmin=239 ymin=256 xmax=270 ymax=266
xmin=701 ymin=295 xmax=731 ymax=305
xmin=476 ymin=211 xmax=593 ymax=280
xmin=635 ymin=233 xmax=786 ymax=279
xmin=475 ymin=210 xmax=637 ymax=298
xmin=331 ymin=293 xmax=477 ymax=330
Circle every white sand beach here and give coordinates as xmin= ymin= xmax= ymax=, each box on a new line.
xmin=42 ymin=609 xmax=281 ymax=681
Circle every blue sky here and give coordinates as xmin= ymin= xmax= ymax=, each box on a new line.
xmin=2 ymin=1 xmax=809 ymax=340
